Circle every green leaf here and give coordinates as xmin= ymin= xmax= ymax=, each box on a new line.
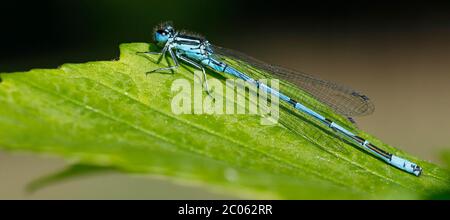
xmin=0 ymin=43 xmax=449 ymax=199
xmin=26 ymin=164 xmax=114 ymax=193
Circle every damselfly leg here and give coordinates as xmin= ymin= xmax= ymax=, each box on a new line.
xmin=136 ymin=51 xmax=162 ymax=55
xmin=138 ymin=44 xmax=213 ymax=97
xmin=177 ymin=54 xmax=213 ymax=97
xmin=136 ymin=42 xmax=171 ymax=64
xmin=146 ymin=46 xmax=180 ymax=74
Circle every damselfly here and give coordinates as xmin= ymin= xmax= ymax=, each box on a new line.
xmin=138 ymin=22 xmax=422 ymax=176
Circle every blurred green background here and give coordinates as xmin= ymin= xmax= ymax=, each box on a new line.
xmin=1 ymin=0 xmax=450 ymax=199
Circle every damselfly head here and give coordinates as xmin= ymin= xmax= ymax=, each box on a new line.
xmin=154 ymin=22 xmax=175 ymax=46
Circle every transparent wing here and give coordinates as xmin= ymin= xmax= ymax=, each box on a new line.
xmin=211 ymin=45 xmax=375 ymax=117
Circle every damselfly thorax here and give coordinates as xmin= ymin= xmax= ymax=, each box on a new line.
xmin=170 ymin=34 xmax=211 ymax=58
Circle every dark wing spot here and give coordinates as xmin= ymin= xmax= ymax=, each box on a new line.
xmin=360 ymin=95 xmax=369 ymax=101
xmin=351 ymin=91 xmax=370 ymax=101
xmin=347 ymin=117 xmax=357 ymax=125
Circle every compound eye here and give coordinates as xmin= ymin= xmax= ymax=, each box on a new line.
xmin=156 ymin=30 xmax=167 ymax=35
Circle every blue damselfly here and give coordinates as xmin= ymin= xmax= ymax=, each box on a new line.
xmin=138 ymin=22 xmax=422 ymax=176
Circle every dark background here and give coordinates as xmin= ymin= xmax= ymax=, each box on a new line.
xmin=2 ymin=0 xmax=450 ymax=71
xmin=1 ymin=0 xmax=450 ymax=198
